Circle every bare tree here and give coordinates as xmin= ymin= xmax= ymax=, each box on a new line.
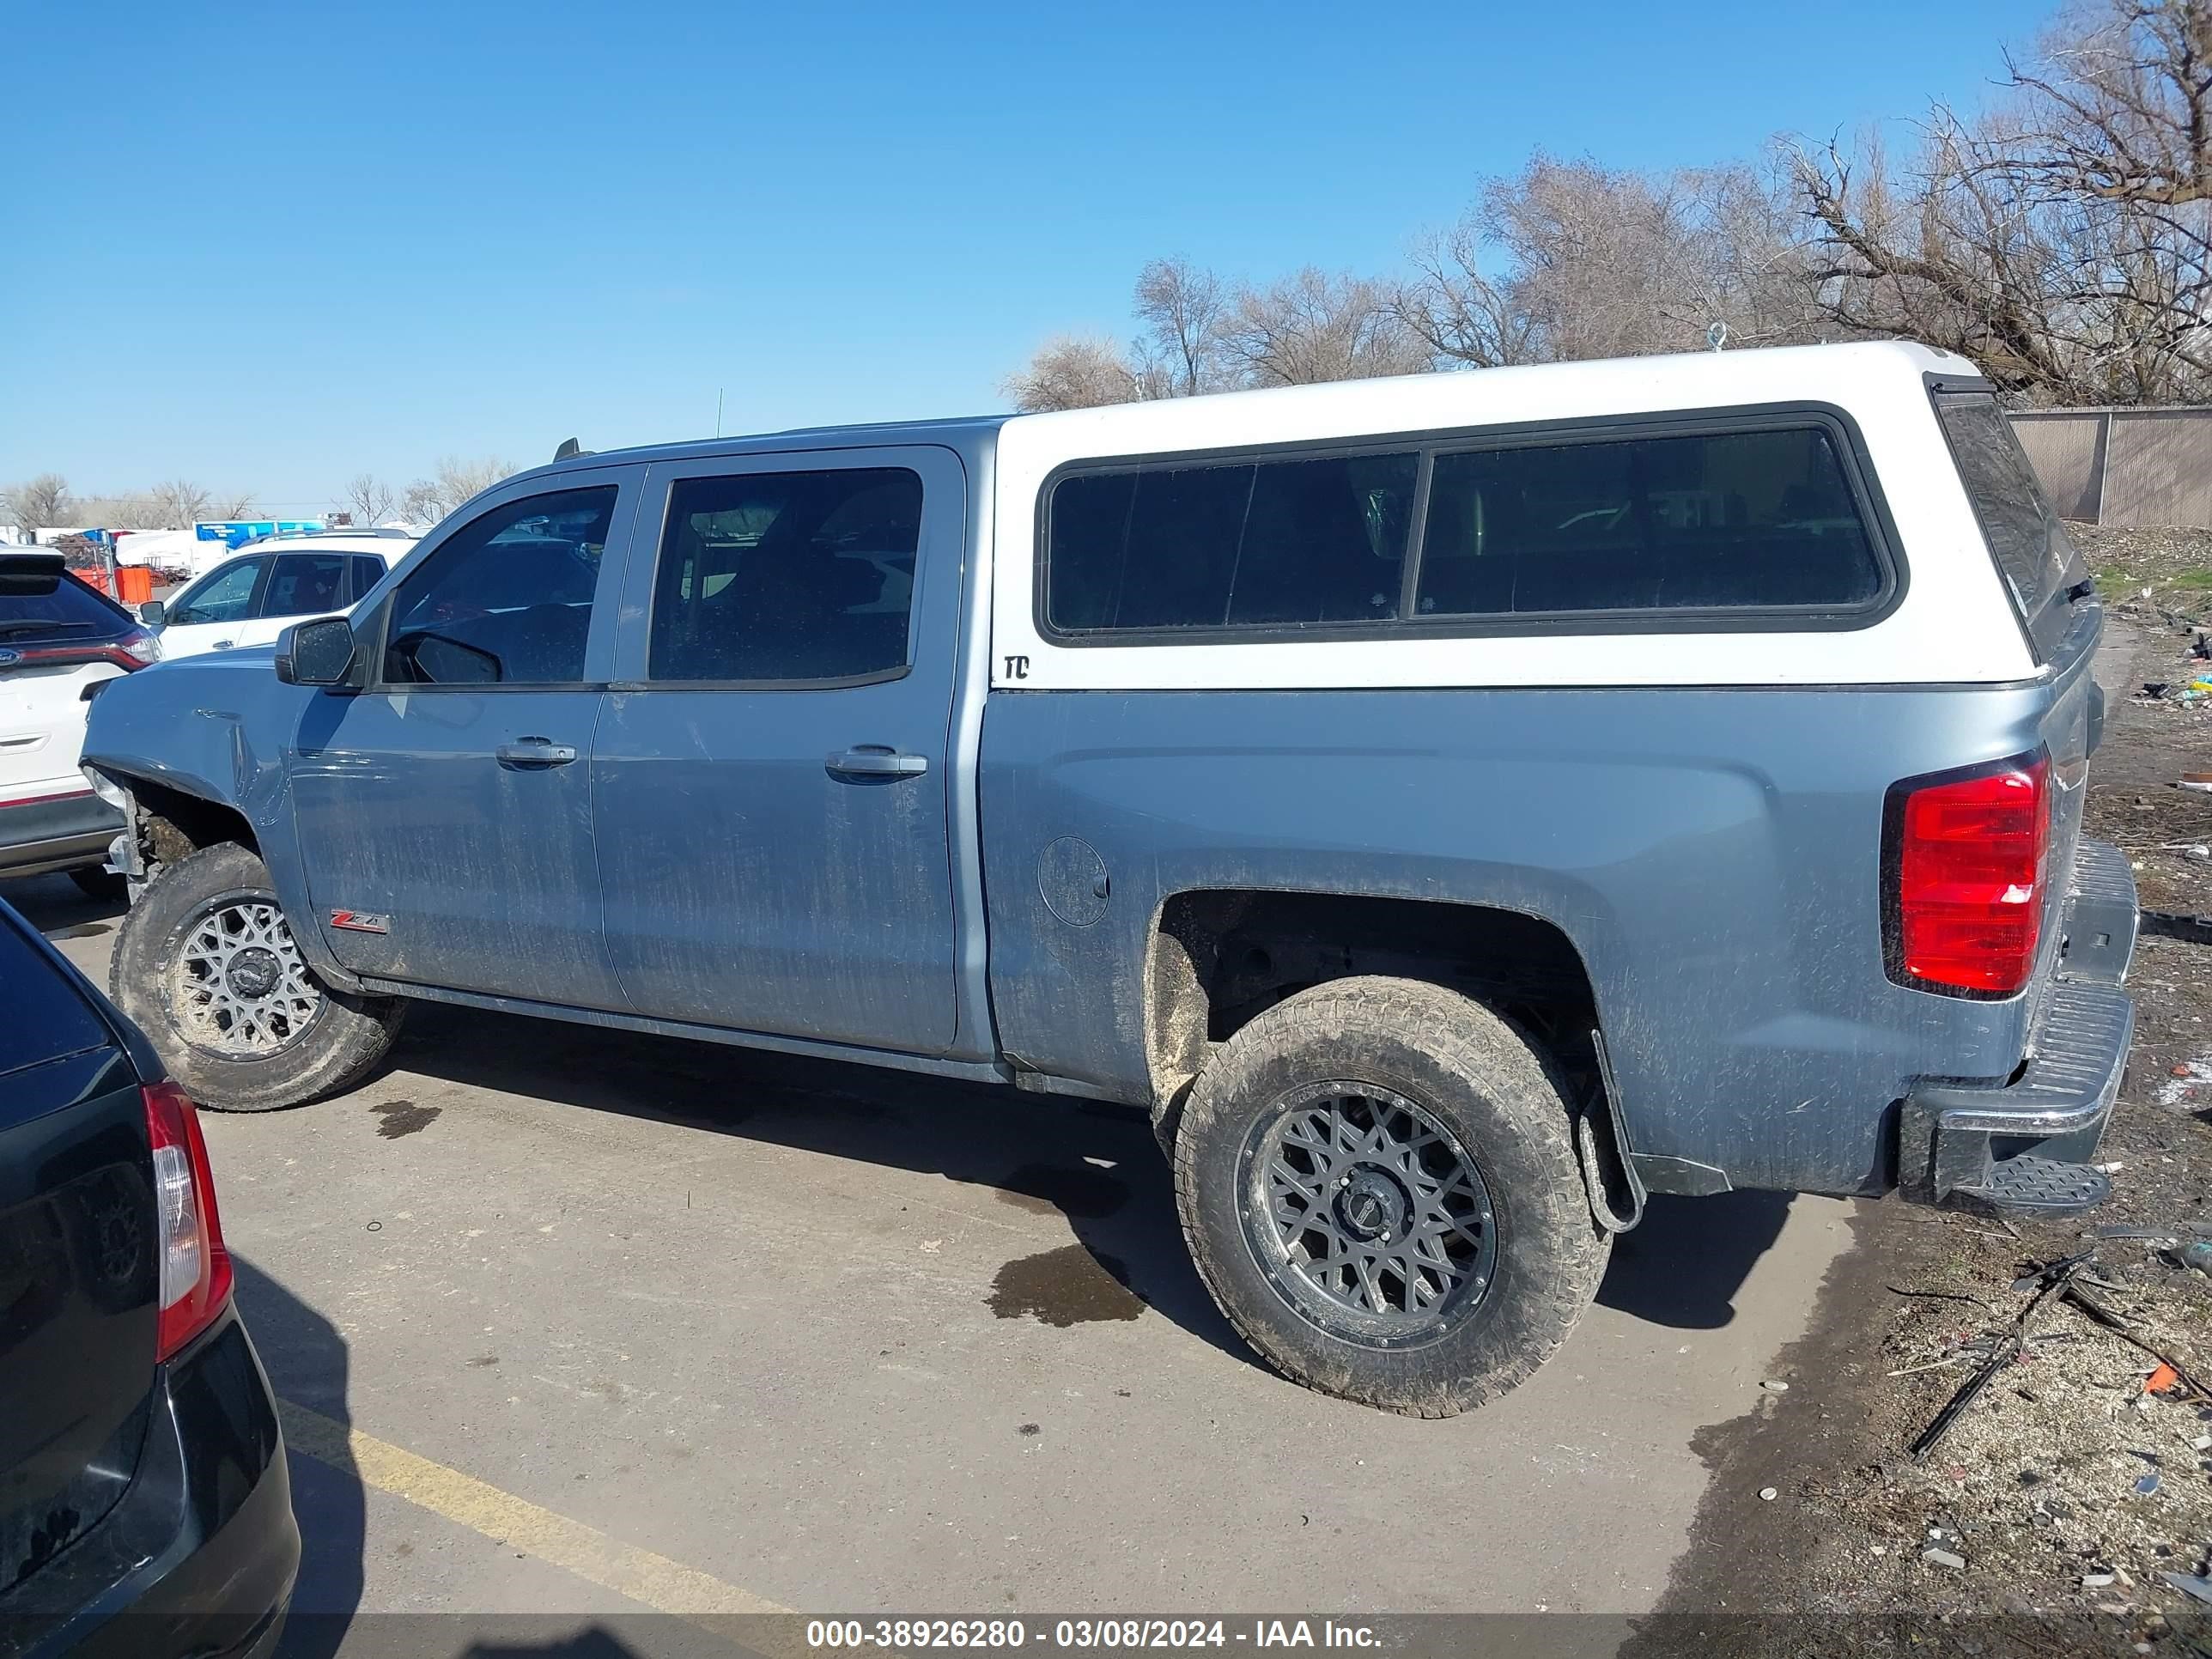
xmin=149 ymin=479 xmax=212 ymax=526
xmin=337 ymin=473 xmax=397 ymax=526
xmin=1400 ymin=155 xmax=1826 ymax=368
xmin=1001 ymin=335 xmax=1141 ymax=411
xmin=1222 ymin=268 xmax=1434 ymax=386
xmin=1132 ymin=258 xmax=1234 ymax=396
xmin=3 ymin=473 xmax=70 ymax=532
xmin=1793 ymin=0 xmax=2212 ymax=402
xmin=401 ymin=456 xmax=514 ymax=526
xmin=210 ymin=493 xmax=256 ymax=520
xmin=76 ymin=492 xmax=166 ymax=530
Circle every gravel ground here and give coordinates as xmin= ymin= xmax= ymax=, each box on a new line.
xmin=1632 ymin=526 xmax=2212 ymax=1659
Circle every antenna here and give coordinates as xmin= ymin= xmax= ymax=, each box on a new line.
xmin=1707 ymin=320 xmax=1729 ymax=352
xmin=716 ymin=388 xmax=724 ymax=438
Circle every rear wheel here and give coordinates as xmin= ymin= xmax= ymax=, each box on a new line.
xmin=109 ymin=841 xmax=404 ymax=1111
xmin=1173 ymin=975 xmax=1607 ymax=1417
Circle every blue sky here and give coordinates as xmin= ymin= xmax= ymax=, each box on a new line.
xmin=6 ymin=0 xmax=2044 ymax=515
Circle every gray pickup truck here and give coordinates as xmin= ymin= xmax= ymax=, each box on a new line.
xmin=79 ymin=342 xmax=2136 ymax=1416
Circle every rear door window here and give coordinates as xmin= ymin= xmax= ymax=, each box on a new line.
xmin=1932 ymin=390 xmax=2086 ymax=659
xmin=351 ymin=556 xmax=386 ymax=601
xmin=647 ymin=468 xmax=920 ymax=683
xmin=384 ymin=487 xmax=617 ymax=686
xmin=263 ymin=554 xmax=351 ymax=618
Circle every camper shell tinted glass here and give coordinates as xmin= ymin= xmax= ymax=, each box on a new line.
xmin=1041 ymin=408 xmax=1898 ymax=642
xmin=1932 ymin=386 xmax=2087 ymax=661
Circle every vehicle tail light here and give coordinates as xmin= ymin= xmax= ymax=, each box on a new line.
xmin=5 ymin=630 xmax=159 ymax=672
xmin=145 ymin=1080 xmax=234 ymax=1360
xmin=1888 ymin=755 xmax=2051 ymax=995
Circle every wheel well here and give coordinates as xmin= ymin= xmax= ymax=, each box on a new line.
xmin=1145 ymin=890 xmax=1601 ymax=1106
xmin=121 ymin=775 xmax=258 ymax=866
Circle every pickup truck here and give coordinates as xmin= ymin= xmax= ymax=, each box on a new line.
xmin=78 ymin=341 xmax=2136 ymax=1416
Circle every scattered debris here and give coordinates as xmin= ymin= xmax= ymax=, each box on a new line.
xmin=1922 ymin=1547 xmax=1966 ymax=1571
xmin=2136 ymin=1471 xmax=2162 ymax=1494
xmin=1760 ymin=1379 xmax=1790 ymax=1394
xmin=1909 ymin=1252 xmax=2093 ymax=1463
xmin=2084 ymin=1571 xmax=2118 ymax=1588
xmin=2164 ymin=1571 xmax=2212 ymax=1606
xmin=2155 ymin=1058 xmax=2212 ymax=1104
xmin=1758 ymin=1486 xmax=1778 ymax=1501
xmin=2147 ymin=1362 xmax=2182 ymax=1395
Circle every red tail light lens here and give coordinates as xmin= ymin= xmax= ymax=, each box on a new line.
xmin=1890 ymin=756 xmax=2051 ymax=995
xmin=144 ymin=1080 xmax=234 ymax=1360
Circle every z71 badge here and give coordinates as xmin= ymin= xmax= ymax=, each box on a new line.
xmin=327 ymin=910 xmax=390 ymax=934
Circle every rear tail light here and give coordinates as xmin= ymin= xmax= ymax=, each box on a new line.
xmin=1886 ymin=754 xmax=2051 ymax=996
xmin=3 ymin=630 xmax=159 ymax=672
xmin=144 ymin=1080 xmax=234 ymax=1360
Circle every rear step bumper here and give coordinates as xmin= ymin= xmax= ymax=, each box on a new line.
xmin=1898 ymin=840 xmax=2137 ymax=1214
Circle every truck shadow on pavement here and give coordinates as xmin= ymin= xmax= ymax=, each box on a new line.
xmin=1594 ymin=1191 xmax=1796 ymax=1330
xmin=391 ymin=1003 xmax=1794 ymax=1355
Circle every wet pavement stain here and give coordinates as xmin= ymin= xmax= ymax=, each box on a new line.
xmin=988 ymin=1163 xmax=1132 ymax=1219
xmin=988 ymin=1243 xmax=1144 ymax=1327
xmin=370 ymin=1098 xmax=441 ymax=1139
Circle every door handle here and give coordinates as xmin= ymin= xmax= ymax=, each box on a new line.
xmin=496 ymin=737 xmax=579 ymax=768
xmin=827 ymin=746 xmax=928 ymax=779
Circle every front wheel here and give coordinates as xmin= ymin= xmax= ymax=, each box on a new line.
xmin=109 ymin=841 xmax=405 ymax=1111
xmin=1173 ymin=975 xmax=1607 ymax=1417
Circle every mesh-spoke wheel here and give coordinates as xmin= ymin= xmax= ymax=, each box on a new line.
xmin=1239 ymin=1082 xmax=1498 ymax=1348
xmin=1176 ymin=976 xmax=1607 ymax=1415
xmin=170 ymin=898 xmax=325 ymax=1056
xmin=114 ymin=842 xmax=404 ymax=1110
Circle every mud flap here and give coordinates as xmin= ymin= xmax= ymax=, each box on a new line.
xmin=1576 ymin=1029 xmax=1646 ymax=1234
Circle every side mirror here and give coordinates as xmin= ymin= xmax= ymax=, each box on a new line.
xmin=275 ymin=617 xmax=358 ymax=687
xmin=137 ymin=599 xmax=167 ymax=628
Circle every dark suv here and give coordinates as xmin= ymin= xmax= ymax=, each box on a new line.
xmin=0 ymin=898 xmax=298 ymax=1656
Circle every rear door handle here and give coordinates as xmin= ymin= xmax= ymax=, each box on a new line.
xmin=496 ymin=737 xmax=578 ymax=768
xmin=827 ymin=746 xmax=927 ymax=779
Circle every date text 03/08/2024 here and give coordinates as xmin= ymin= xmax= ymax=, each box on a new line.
xmin=804 ymin=1619 xmax=1382 ymax=1650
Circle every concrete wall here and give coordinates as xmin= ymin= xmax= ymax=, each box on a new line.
xmin=2012 ymin=408 xmax=2212 ymax=526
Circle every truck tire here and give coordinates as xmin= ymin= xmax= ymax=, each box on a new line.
xmin=1172 ymin=975 xmax=1607 ymax=1417
xmin=109 ymin=841 xmax=405 ymax=1112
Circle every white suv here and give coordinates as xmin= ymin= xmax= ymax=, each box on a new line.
xmin=0 ymin=553 xmax=160 ymax=894
xmin=147 ymin=530 xmax=414 ymax=660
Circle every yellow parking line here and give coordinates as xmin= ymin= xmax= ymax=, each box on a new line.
xmin=276 ymin=1398 xmax=792 ymax=1619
